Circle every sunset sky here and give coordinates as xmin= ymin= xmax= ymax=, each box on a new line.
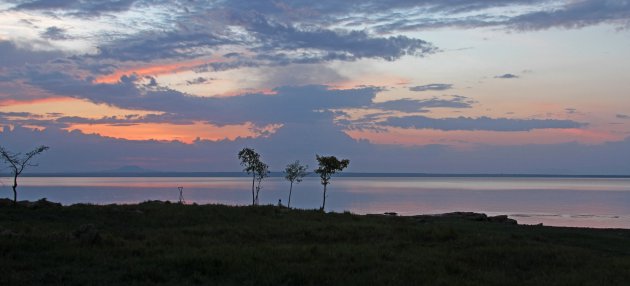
xmin=1 ymin=0 xmax=629 ymax=174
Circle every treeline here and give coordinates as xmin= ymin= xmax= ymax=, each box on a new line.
xmin=238 ymin=147 xmax=349 ymax=211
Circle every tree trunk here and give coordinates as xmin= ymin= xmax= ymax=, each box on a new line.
xmin=321 ymin=183 xmax=327 ymax=211
xmin=12 ymin=173 xmax=18 ymax=205
xmin=255 ymin=184 xmax=261 ymax=205
xmin=288 ymin=181 xmax=293 ymax=208
xmin=251 ymin=174 xmax=255 ymax=205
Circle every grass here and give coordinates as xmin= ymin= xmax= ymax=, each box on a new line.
xmin=1 ymin=200 xmax=630 ymax=285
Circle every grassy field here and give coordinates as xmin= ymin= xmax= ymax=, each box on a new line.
xmin=1 ymin=200 xmax=630 ymax=285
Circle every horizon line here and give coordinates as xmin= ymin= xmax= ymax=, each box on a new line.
xmin=2 ymin=172 xmax=628 ymax=178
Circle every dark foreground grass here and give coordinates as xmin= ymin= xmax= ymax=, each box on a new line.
xmin=1 ymin=201 xmax=630 ymax=285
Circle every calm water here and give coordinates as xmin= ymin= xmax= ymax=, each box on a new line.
xmin=2 ymin=176 xmax=629 ymax=229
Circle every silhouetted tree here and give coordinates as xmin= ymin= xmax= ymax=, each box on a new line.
xmin=253 ymin=160 xmax=270 ymax=205
xmin=314 ymin=155 xmax=349 ymax=211
xmin=0 ymin=145 xmax=49 ymax=205
xmin=238 ymin=147 xmax=260 ymax=205
xmin=284 ymin=160 xmax=308 ymax=208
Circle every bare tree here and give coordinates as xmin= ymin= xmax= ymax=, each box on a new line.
xmin=253 ymin=160 xmax=270 ymax=205
xmin=314 ymin=155 xmax=349 ymax=211
xmin=238 ymin=147 xmax=260 ymax=205
xmin=284 ymin=160 xmax=308 ymax=208
xmin=0 ymin=145 xmax=49 ymax=205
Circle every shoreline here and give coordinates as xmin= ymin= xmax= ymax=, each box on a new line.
xmin=5 ymin=198 xmax=630 ymax=230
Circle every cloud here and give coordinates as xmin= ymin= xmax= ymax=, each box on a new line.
xmin=186 ymin=77 xmax=213 ymax=86
xmin=6 ymin=0 xmax=624 ymax=87
xmin=379 ymin=115 xmax=586 ymax=131
xmin=8 ymin=0 xmax=629 ymax=44
xmin=221 ymin=0 xmax=544 ymax=23
xmin=21 ymin=66 xmax=482 ymax=128
xmin=0 ymin=111 xmax=37 ymax=117
xmin=372 ymin=95 xmax=475 ymax=113
xmin=507 ymin=0 xmax=630 ymax=31
xmin=13 ymin=0 xmax=140 ymax=17
xmin=1 ymin=125 xmax=628 ymax=175
xmin=89 ymin=14 xmax=436 ymax=67
xmin=93 ymin=32 xmax=235 ymax=62
xmin=9 ymin=61 xmax=482 ymax=136
xmin=244 ymin=15 xmax=437 ymax=62
xmin=0 ymin=41 xmax=64 ymax=69
xmin=22 ymin=70 xmax=380 ymax=126
xmin=40 ymin=26 xmax=73 ymax=40
xmin=409 ymin=83 xmax=453 ymax=92
xmin=256 ymin=64 xmax=348 ymax=87
xmin=381 ymin=0 xmax=630 ymax=32
xmin=495 ymin=73 xmax=519 ymax=79
xmin=617 ymin=114 xmax=630 ymax=119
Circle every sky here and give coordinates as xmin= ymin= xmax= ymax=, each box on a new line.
xmin=0 ymin=0 xmax=629 ymax=174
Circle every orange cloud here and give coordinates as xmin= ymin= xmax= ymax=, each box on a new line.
xmin=65 ymin=122 xmax=281 ymax=143
xmin=93 ymin=59 xmax=222 ymax=84
xmin=0 ymin=96 xmax=157 ymax=119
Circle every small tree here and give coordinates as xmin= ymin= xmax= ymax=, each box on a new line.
xmin=314 ymin=155 xmax=349 ymax=211
xmin=0 ymin=145 xmax=49 ymax=205
xmin=238 ymin=147 xmax=261 ymax=205
xmin=284 ymin=160 xmax=308 ymax=208
xmin=253 ymin=160 xmax=270 ymax=205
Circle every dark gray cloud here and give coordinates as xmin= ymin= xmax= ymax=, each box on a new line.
xmin=409 ymin=83 xmax=453 ymax=92
xmin=0 ymin=111 xmax=63 ymax=129
xmin=0 ymin=41 xmax=64 ymax=69
xmin=219 ymin=0 xmax=544 ymax=23
xmin=495 ymin=73 xmax=519 ymax=79
xmin=9 ymin=0 xmax=628 ymax=36
xmin=379 ymin=115 xmax=586 ymax=131
xmin=13 ymin=0 xmax=140 ymax=17
xmin=368 ymin=0 xmax=630 ymax=32
xmin=0 ymin=111 xmax=40 ymax=117
xmin=507 ymin=0 xmax=630 ymax=31
xmin=40 ymin=26 xmax=73 ymax=40
xmin=185 ymin=77 xmax=213 ymax=85
xmin=244 ymin=15 xmax=436 ymax=62
xmin=55 ymin=114 xmax=179 ymax=125
xmin=93 ymin=32 xmax=234 ymax=62
xmin=617 ymin=114 xmax=630 ymax=119
xmin=372 ymin=95 xmax=475 ymax=113
xmin=0 ymin=111 xmax=43 ymax=118
xmin=89 ymin=14 xmax=436 ymax=66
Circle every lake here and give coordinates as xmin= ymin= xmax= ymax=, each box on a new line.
xmin=2 ymin=176 xmax=629 ymax=229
